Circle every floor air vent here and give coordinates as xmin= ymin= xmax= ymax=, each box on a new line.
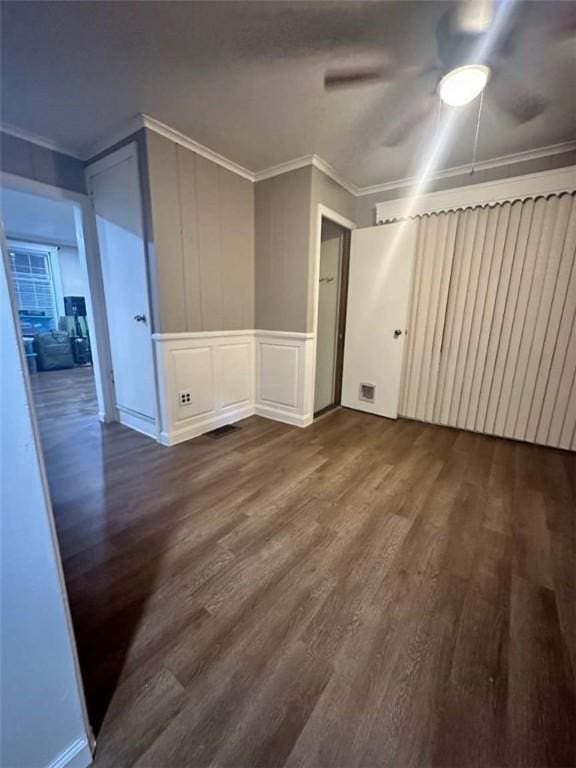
xmin=207 ymin=424 xmax=240 ymax=439
xmin=359 ymin=383 xmax=376 ymax=403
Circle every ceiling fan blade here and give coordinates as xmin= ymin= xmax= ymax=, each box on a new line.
xmin=490 ymin=70 xmax=550 ymax=124
xmin=382 ymin=97 xmax=436 ymax=147
xmin=324 ymin=66 xmax=390 ymax=89
xmin=499 ymin=92 xmax=550 ymax=124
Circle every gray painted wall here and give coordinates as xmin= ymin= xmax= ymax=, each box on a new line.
xmin=145 ymin=131 xmax=254 ymax=333
xmin=354 ymin=149 xmax=576 ymax=227
xmin=0 ymin=246 xmax=91 ymax=768
xmin=255 ymin=165 xmax=356 ymax=333
xmin=255 ymin=166 xmax=313 ymax=333
xmin=0 ymin=132 xmax=86 ymax=194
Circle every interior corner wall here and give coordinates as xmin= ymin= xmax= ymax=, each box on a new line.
xmin=144 ymin=130 xmax=254 ymax=334
xmin=0 ymin=132 xmax=86 ymax=194
xmin=254 ymin=166 xmax=313 ymax=333
xmin=254 ymin=165 xmax=356 ymax=334
xmin=354 ymin=149 xmax=576 ymax=228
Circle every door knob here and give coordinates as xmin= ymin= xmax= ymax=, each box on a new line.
xmin=134 ymin=313 xmax=147 ymax=323
xmin=393 ymin=329 xmax=402 ymax=338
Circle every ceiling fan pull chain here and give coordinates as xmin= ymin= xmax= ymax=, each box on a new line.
xmin=435 ymin=95 xmax=443 ymax=142
xmin=470 ymin=90 xmax=484 ymax=176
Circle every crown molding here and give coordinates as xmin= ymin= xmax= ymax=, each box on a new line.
xmin=139 ymin=114 xmax=255 ymax=181
xmin=311 ymin=155 xmax=359 ymax=196
xmin=5 ymin=114 xmax=575 ymax=200
xmin=375 ymin=165 xmax=576 ymax=223
xmin=0 ymin=122 xmax=82 ymax=159
xmin=252 ymin=154 xmax=358 ymax=194
xmin=253 ymin=155 xmax=315 ymax=183
xmin=357 ymin=140 xmax=576 ymax=197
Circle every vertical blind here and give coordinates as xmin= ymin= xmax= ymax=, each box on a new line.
xmin=400 ymin=192 xmax=576 ymax=450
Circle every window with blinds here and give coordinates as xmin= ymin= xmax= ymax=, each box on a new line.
xmin=9 ymin=247 xmax=58 ymax=330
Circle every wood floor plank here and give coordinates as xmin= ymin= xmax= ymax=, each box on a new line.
xmin=507 ymin=576 xmax=576 ymax=767
xmin=28 ymin=367 xmax=576 ymax=768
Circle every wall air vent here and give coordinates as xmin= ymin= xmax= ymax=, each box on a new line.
xmin=359 ymin=383 xmax=376 ymax=403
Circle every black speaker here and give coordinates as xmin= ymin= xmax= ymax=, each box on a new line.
xmin=64 ymin=295 xmax=87 ymax=317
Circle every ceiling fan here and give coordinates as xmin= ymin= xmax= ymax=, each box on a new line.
xmin=324 ymin=0 xmax=562 ymax=147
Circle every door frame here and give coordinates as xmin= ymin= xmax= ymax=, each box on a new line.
xmin=310 ymin=204 xmax=356 ymax=419
xmin=0 ymin=170 xmax=116 ymax=423
xmin=85 ymin=141 xmax=161 ymax=440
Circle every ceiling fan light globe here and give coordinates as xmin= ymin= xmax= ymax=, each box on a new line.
xmin=438 ymin=64 xmax=491 ymax=106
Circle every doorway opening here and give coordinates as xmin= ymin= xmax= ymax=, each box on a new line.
xmin=314 ymin=217 xmax=351 ymax=417
xmin=1 ymin=186 xmax=103 ymax=428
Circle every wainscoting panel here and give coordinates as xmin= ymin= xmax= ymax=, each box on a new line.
xmin=255 ymin=331 xmax=316 ymax=427
xmin=153 ymin=331 xmax=255 ymax=445
xmin=153 ymin=330 xmax=315 ymax=444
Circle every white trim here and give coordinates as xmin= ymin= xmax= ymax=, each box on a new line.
xmin=311 ymin=155 xmax=359 ymax=196
xmin=47 ymin=737 xmax=92 ymax=768
xmin=0 ymin=171 xmax=116 ymax=423
xmin=4 ymin=116 xmax=576 ymax=195
xmin=254 ymin=403 xmax=312 ymax=428
xmin=375 ymin=165 xmax=576 ymax=223
xmin=0 ymin=121 xmax=81 ymax=159
xmin=84 ymin=116 xmax=576 ymax=194
xmin=152 ymin=329 xmax=315 ymax=342
xmin=140 ymin=114 xmax=254 ymax=181
xmin=253 ymin=154 xmax=358 ymax=196
xmin=117 ymin=406 xmax=157 ymax=439
xmin=159 ymin=403 xmax=256 ymax=446
xmin=153 ymin=329 xmax=255 ymax=341
xmin=359 ymin=140 xmax=576 ymax=197
xmin=254 ymin=156 xmax=315 ymax=183
xmin=254 ymin=329 xmax=315 ymax=340
xmin=308 ymin=204 xmax=356 ymax=421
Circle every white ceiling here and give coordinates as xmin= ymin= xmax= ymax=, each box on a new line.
xmin=1 ymin=1 xmax=575 ymax=187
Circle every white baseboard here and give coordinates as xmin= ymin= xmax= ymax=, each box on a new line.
xmin=160 ymin=403 xmax=256 ymax=446
xmin=254 ymin=404 xmax=313 ymax=428
xmin=117 ymin=407 xmax=157 ymax=439
xmin=48 ymin=738 xmax=92 ymax=768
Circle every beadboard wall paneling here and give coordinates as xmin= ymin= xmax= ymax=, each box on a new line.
xmin=400 ymin=193 xmax=576 ymax=450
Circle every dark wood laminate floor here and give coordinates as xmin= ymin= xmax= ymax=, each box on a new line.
xmin=32 ymin=367 xmax=576 ymax=768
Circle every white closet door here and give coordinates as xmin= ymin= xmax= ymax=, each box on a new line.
xmin=86 ymin=143 xmax=157 ymax=437
xmin=342 ymin=221 xmax=417 ymax=419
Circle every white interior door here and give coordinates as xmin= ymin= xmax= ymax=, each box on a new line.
xmin=342 ymin=221 xmax=417 ymax=418
xmin=86 ymin=144 xmax=157 ymax=437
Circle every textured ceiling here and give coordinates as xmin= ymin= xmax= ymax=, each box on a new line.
xmin=1 ymin=1 xmax=575 ymax=187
